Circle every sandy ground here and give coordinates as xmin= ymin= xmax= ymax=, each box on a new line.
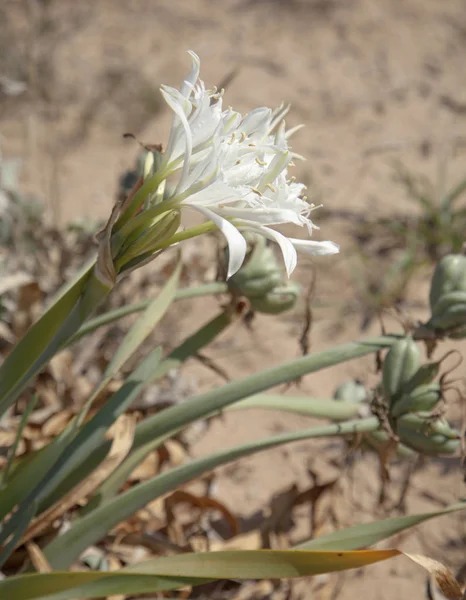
xmin=1 ymin=0 xmax=466 ymax=598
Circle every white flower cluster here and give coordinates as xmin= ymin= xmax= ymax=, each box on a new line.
xmin=158 ymin=51 xmax=339 ymax=277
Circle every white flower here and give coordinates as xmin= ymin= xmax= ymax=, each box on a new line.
xmin=157 ymin=51 xmax=339 ymax=277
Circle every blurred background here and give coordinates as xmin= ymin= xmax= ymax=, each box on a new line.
xmin=1 ymin=0 xmax=466 ymax=598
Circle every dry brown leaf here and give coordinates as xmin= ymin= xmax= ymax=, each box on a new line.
xmin=13 ymin=281 xmax=43 ymax=337
xmin=404 ymin=553 xmax=464 ymax=600
xmin=209 ymin=530 xmax=262 ymax=552
xmin=128 ymin=451 xmax=160 ymax=482
xmin=48 ymin=350 xmax=74 ymax=384
xmin=20 ymin=414 xmax=135 ymax=544
xmin=25 ymin=541 xmax=52 ymax=573
xmin=0 ymin=429 xmax=16 ymax=446
xmin=165 ymin=489 xmax=239 ymax=537
xmin=161 ymin=438 xmax=187 ymax=467
xmin=42 ymin=409 xmax=75 ymax=437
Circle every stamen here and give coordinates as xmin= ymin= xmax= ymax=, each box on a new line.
xmin=255 ymin=157 xmax=267 ymax=166
xmin=265 ymin=183 xmax=276 ymax=193
xmin=248 ymin=143 xmax=256 ymax=147
xmin=228 ymin=132 xmax=236 ymax=145
xmin=236 ymin=159 xmax=242 ymax=165
xmin=251 ymin=187 xmax=263 ymax=196
xmin=289 ymin=161 xmax=296 ymax=167
xmin=239 ymin=131 xmax=247 ymax=142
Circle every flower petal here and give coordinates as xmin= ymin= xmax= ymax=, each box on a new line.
xmin=160 ymin=86 xmax=193 ymax=187
xmin=180 ymin=51 xmax=201 ymax=98
xmin=219 ymin=206 xmax=302 ymax=226
xmin=241 ymin=225 xmax=298 ymax=277
xmin=290 ymin=238 xmax=340 ymax=256
xmin=191 ymin=205 xmax=247 ymax=277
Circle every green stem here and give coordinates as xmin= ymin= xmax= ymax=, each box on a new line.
xmin=67 ymin=282 xmax=228 ymax=346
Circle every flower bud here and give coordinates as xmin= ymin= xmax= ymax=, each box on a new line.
xmin=333 ymin=380 xmax=367 ymax=403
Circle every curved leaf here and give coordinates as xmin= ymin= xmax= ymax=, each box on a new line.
xmin=44 ymin=418 xmax=379 ymax=569
xmin=0 ymin=549 xmax=398 ymax=600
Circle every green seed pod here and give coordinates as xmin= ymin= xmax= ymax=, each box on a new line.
xmin=428 ymin=291 xmax=466 ymax=331
xmin=382 ymin=337 xmax=420 ymax=406
xmin=429 ymin=253 xmax=466 ymax=312
xmin=391 ymin=383 xmax=442 ymax=418
xmin=397 ymin=422 xmax=460 ymax=456
xmin=333 ymin=380 xmax=367 ymax=403
xmin=249 ymin=282 xmax=301 ymax=315
xmin=401 ymin=363 xmax=440 ymax=395
xmin=228 ymin=236 xmax=284 ymax=298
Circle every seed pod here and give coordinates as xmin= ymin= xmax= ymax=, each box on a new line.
xmin=401 ymin=363 xmax=440 ymax=395
xmin=428 ymin=291 xmax=466 ymax=331
xmin=429 ymin=253 xmax=466 ymax=311
xmin=234 ymin=270 xmax=283 ymax=298
xmin=395 ymin=413 xmax=458 ymax=438
xmin=333 ymin=380 xmax=367 ymax=403
xmin=397 ymin=422 xmax=460 ymax=456
xmin=249 ymin=282 xmax=300 ymax=314
xmin=391 ymin=383 xmax=442 ymax=418
xmin=228 ymin=236 xmax=284 ymax=299
xmin=382 ymin=337 xmax=420 ymax=406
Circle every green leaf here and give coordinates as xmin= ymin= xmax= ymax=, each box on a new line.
xmin=86 ymin=309 xmax=233 ymax=509
xmin=130 ymin=336 xmax=398 ymax=453
xmin=86 ymin=335 xmax=397 ymax=513
xmin=0 ymin=264 xmax=94 ymax=417
xmin=229 ymin=394 xmax=363 ymax=421
xmin=0 ymin=260 xmax=181 ymax=558
xmin=68 ymin=281 xmax=228 ymax=345
xmin=0 ymin=549 xmax=398 ymax=600
xmin=297 ymin=501 xmax=466 ymax=550
xmin=90 ymin=257 xmax=182 ymax=397
xmin=44 ymin=418 xmax=379 ymax=569
xmin=0 ymin=349 xmax=162 ymax=555
xmin=35 ymin=346 xmax=163 ymax=513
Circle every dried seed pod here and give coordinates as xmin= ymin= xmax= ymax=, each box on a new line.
xmin=382 ymin=337 xmax=420 ymax=406
xmin=391 ymin=383 xmax=442 ymax=418
xmin=429 ymin=253 xmax=466 ymax=312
